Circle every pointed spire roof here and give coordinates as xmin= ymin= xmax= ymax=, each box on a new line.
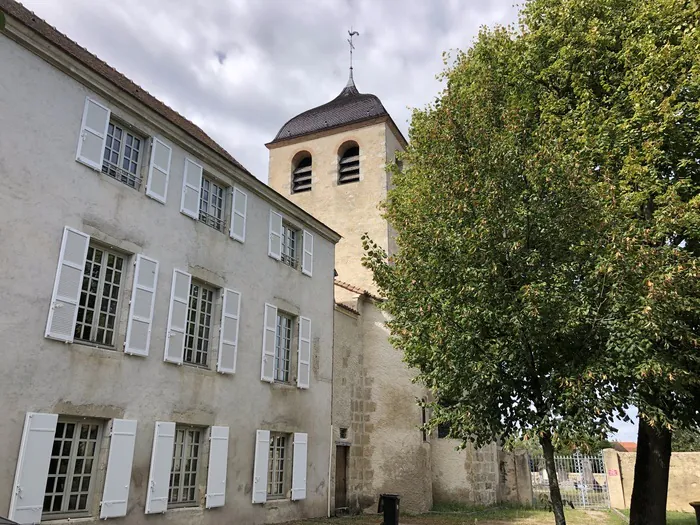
xmin=270 ymin=74 xmax=389 ymax=144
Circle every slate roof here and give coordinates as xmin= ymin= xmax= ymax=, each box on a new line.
xmin=271 ymin=74 xmax=389 ymax=144
xmin=0 ymin=0 xmax=252 ymax=177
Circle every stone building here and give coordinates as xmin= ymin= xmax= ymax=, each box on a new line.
xmin=266 ymin=71 xmax=501 ymax=513
xmin=0 ymin=2 xmax=340 ymax=524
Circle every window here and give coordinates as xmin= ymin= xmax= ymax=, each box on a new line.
xmin=281 ymin=223 xmax=299 ymax=268
xmin=437 ymin=422 xmax=451 ymax=439
xmin=185 ymin=282 xmax=215 ymax=366
xmin=102 ymin=122 xmax=143 ymax=189
xmin=75 ymin=245 xmax=125 ymax=347
xmin=421 ymin=399 xmax=428 ymax=442
xmin=339 ymin=428 xmax=348 ymax=439
xmin=292 ymin=153 xmax=312 ymax=193
xmin=43 ymin=419 xmax=102 ymax=517
xmin=199 ymin=176 xmax=226 ymax=232
xmin=274 ymin=313 xmax=293 ymax=382
xmin=267 ymin=433 xmax=289 ymax=497
xmin=338 ymin=142 xmax=360 ymax=184
xmin=168 ymin=426 xmax=202 ymax=507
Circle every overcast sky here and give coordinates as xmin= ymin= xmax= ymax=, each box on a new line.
xmin=18 ymin=0 xmax=638 ymax=444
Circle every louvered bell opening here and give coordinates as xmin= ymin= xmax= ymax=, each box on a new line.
xmin=338 ymin=146 xmax=360 ymax=184
xmin=292 ymin=157 xmax=312 ymax=193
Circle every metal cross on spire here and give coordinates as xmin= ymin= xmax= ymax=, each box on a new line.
xmin=347 ymin=28 xmax=359 ymax=85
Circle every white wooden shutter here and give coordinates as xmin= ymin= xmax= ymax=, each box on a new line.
xmin=302 ymin=230 xmax=314 ymax=277
xmin=124 ymin=255 xmax=159 ymax=357
xmin=261 ymin=303 xmax=277 ymax=382
xmin=297 ymin=317 xmax=311 ymax=389
xmin=164 ymin=269 xmax=191 ymax=364
xmin=230 ymin=187 xmax=247 ymax=243
xmin=252 ymin=430 xmax=270 ymax=504
xmin=217 ymin=289 xmax=241 ymax=374
xmin=76 ymin=97 xmax=110 ymax=171
xmin=9 ymin=412 xmax=58 ymax=524
xmin=291 ymin=433 xmax=308 ymax=501
xmin=180 ymin=158 xmax=203 ymax=219
xmin=45 ymin=226 xmax=90 ymax=342
xmin=145 ymin=138 xmax=172 ymax=204
xmin=100 ymin=419 xmax=137 ymax=519
xmin=205 ymin=426 xmax=229 ymax=509
xmin=145 ymin=421 xmax=175 ymax=514
xmin=268 ymin=210 xmax=282 ymax=260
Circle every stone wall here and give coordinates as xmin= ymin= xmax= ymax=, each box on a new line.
xmin=603 ymin=449 xmax=700 ymax=513
xmin=497 ymin=450 xmax=534 ymax=506
xmin=431 ymin=439 xmax=499 ymax=505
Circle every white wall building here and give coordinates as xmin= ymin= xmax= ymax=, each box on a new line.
xmin=0 ymin=2 xmax=340 ymax=524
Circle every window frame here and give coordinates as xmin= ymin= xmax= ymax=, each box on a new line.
xmin=291 ymin=152 xmax=312 ymax=194
xmin=101 ymin=119 xmax=145 ymax=190
xmin=167 ymin=425 xmax=203 ymax=508
xmin=281 ymin=223 xmax=300 ymax=269
xmin=198 ymin=174 xmax=227 ymax=232
xmin=337 ymin=141 xmax=360 ymax=184
xmin=267 ymin=432 xmax=291 ymax=499
xmin=74 ymin=243 xmax=127 ymax=349
xmin=42 ymin=418 xmax=103 ymax=520
xmin=274 ymin=312 xmax=294 ymax=383
xmin=184 ymin=281 xmax=216 ymax=368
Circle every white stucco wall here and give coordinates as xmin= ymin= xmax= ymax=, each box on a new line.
xmin=0 ymin=30 xmax=336 ymax=525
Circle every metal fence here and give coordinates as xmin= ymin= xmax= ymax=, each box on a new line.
xmin=529 ymin=452 xmax=610 ymax=509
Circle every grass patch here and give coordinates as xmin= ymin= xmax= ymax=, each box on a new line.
xmin=617 ymin=509 xmax=696 ymax=525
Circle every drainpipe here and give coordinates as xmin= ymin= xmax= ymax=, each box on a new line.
xmin=328 ymin=424 xmax=333 ymax=517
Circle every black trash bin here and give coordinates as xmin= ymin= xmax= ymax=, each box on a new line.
xmin=377 ymin=493 xmax=400 ymax=525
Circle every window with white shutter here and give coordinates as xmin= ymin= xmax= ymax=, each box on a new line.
xmin=268 ymin=210 xmax=282 ymax=260
xmin=181 ymin=158 xmax=203 ymax=219
xmin=76 ymin=97 xmax=111 ymax=171
xmin=291 ymin=433 xmax=308 ymax=501
xmin=146 ymin=138 xmax=172 ymax=204
xmin=252 ymin=430 xmax=270 ymax=504
xmin=297 ymin=317 xmax=311 ymax=389
xmin=302 ymin=230 xmax=313 ymax=277
xmin=100 ymin=419 xmax=137 ymax=519
xmin=124 ymin=255 xmax=159 ymax=357
xmin=9 ymin=412 xmax=58 ymax=524
xmin=230 ymin=187 xmax=247 ymax=243
xmin=164 ymin=269 xmax=191 ymax=365
xmin=217 ymin=289 xmax=241 ymax=374
xmin=205 ymin=426 xmax=229 ymax=508
xmin=145 ymin=421 xmax=176 ymax=514
xmin=261 ymin=304 xmax=277 ymax=382
xmin=45 ymin=227 xmax=90 ymax=343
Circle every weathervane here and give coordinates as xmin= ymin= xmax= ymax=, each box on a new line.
xmin=347 ymin=28 xmax=359 ymax=76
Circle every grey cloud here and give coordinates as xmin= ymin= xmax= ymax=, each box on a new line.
xmin=20 ymin=0 xmax=519 ymax=180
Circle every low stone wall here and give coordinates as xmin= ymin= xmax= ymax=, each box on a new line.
xmin=431 ymin=439 xmax=499 ymax=505
xmin=498 ymin=450 xmax=534 ymax=506
xmin=603 ymin=449 xmax=700 ymax=513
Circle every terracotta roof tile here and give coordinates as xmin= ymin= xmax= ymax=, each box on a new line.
xmin=334 ymin=279 xmax=383 ymax=302
xmin=335 ymin=302 xmax=360 ymax=315
xmin=0 ymin=0 xmax=252 ymax=177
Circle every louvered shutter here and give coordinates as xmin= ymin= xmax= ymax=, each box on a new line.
xmin=164 ymin=269 xmax=191 ymax=364
xmin=230 ymin=187 xmax=247 ymax=243
xmin=124 ymin=255 xmax=159 ymax=356
xmin=302 ymin=230 xmax=313 ymax=277
xmin=268 ymin=210 xmax=282 ymax=260
xmin=252 ymin=430 xmax=270 ymax=504
xmin=9 ymin=412 xmax=58 ymax=524
xmin=180 ymin=158 xmax=203 ymax=219
xmin=291 ymin=433 xmax=308 ymax=501
xmin=205 ymin=426 xmax=229 ymax=509
xmin=145 ymin=138 xmax=172 ymax=204
xmin=217 ymin=289 xmax=241 ymax=374
xmin=45 ymin=227 xmax=90 ymax=342
xmin=261 ymin=303 xmax=277 ymax=382
xmin=145 ymin=421 xmax=175 ymax=514
xmin=76 ymin=97 xmax=110 ymax=171
xmin=297 ymin=317 xmax=311 ymax=389
xmin=100 ymin=419 xmax=137 ymax=519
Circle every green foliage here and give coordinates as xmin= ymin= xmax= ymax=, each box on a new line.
xmin=672 ymin=427 xmax=700 ymax=452
xmin=0 ymin=11 xmax=5 ymax=31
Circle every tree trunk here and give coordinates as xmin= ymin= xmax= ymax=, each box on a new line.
xmin=541 ymin=433 xmax=567 ymax=525
xmin=629 ymin=417 xmax=672 ymax=525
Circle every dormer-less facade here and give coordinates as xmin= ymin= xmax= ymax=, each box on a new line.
xmin=0 ymin=2 xmax=340 ymax=524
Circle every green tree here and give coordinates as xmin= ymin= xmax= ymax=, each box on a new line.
xmin=363 ymin=23 xmax=623 ymax=525
xmin=672 ymin=428 xmax=700 ymax=452
xmin=364 ymin=0 xmax=700 ymax=524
